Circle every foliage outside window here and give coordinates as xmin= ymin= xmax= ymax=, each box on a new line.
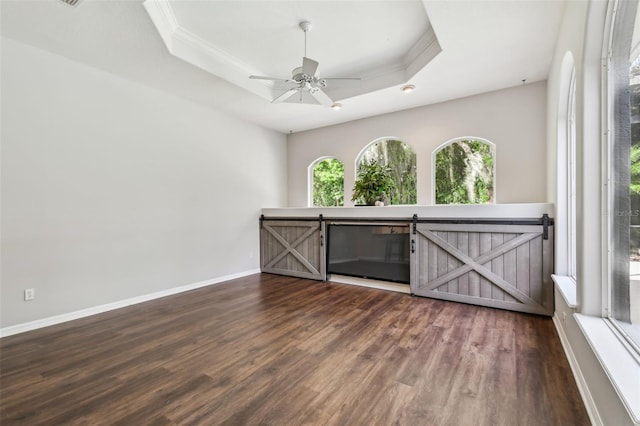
xmin=434 ymin=139 xmax=494 ymax=204
xmin=358 ymin=139 xmax=416 ymax=205
xmin=312 ymin=158 xmax=344 ymax=207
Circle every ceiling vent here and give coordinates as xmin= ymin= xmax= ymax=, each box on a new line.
xmin=60 ymin=0 xmax=81 ymax=6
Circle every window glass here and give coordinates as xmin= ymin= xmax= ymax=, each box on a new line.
xmin=629 ymin=55 xmax=640 ymax=335
xmin=610 ymin=0 xmax=640 ymax=347
xmin=312 ymin=158 xmax=344 ymax=207
xmin=434 ymin=139 xmax=495 ymax=204
xmin=357 ymin=139 xmax=417 ymax=205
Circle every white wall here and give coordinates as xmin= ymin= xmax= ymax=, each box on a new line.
xmin=0 ymin=38 xmax=287 ymax=329
xmin=287 ymin=81 xmax=547 ymax=207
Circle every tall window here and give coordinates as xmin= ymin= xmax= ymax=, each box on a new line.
xmin=609 ymin=0 xmax=639 ymax=346
xmin=310 ymin=158 xmax=344 ymax=207
xmin=433 ymin=138 xmax=495 ymax=204
xmin=568 ymin=68 xmax=577 ymax=279
xmin=557 ymin=52 xmax=578 ymax=279
xmin=357 ymin=138 xmax=417 ymax=205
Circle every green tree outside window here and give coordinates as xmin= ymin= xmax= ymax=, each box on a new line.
xmin=312 ymin=158 xmax=344 ymax=206
xmin=435 ymin=139 xmax=494 ymax=204
xmin=358 ymin=139 xmax=417 ymax=205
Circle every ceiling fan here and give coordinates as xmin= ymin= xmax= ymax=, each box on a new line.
xmin=249 ymin=21 xmax=361 ymax=107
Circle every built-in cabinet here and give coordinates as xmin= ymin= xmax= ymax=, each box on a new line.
xmin=410 ymin=221 xmax=553 ymax=316
xmin=259 ymin=213 xmax=554 ymax=316
xmin=260 ymin=218 xmax=325 ymax=280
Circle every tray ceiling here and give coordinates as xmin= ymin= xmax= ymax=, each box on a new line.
xmin=143 ymin=0 xmax=442 ymax=102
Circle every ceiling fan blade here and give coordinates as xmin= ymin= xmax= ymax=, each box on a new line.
xmin=274 ymin=81 xmax=302 ymax=91
xmin=272 ymin=88 xmax=298 ymax=104
xmin=309 ymin=87 xmax=333 ymax=107
xmin=250 ymin=75 xmax=291 ymax=83
xmin=302 ymin=57 xmax=319 ymax=76
xmin=322 ymin=77 xmax=362 ymax=88
xmin=323 ymin=77 xmax=361 ymax=82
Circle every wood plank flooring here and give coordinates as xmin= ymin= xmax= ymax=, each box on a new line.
xmin=0 ymin=273 xmax=589 ymax=425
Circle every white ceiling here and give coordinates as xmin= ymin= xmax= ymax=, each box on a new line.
xmin=0 ymin=0 xmax=567 ymax=134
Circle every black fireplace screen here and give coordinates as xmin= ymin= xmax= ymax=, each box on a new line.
xmin=327 ymin=223 xmax=410 ymax=284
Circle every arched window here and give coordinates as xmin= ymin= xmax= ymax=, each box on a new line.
xmin=355 ymin=138 xmax=417 ymax=205
xmin=433 ymin=138 xmax=495 ymax=204
xmin=556 ymin=52 xmax=577 ymax=279
xmin=309 ymin=157 xmax=344 ymax=207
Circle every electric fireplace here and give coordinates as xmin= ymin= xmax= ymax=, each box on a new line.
xmin=327 ymin=223 xmax=410 ymax=284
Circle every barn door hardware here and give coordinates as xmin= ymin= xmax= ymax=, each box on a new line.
xmin=542 ymin=213 xmax=549 ymax=240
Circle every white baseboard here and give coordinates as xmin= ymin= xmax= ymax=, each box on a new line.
xmin=552 ymin=313 xmax=603 ymax=426
xmin=0 ymin=269 xmax=260 ymax=338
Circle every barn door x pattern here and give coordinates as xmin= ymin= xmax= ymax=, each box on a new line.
xmin=411 ymin=223 xmax=553 ymax=316
xmin=260 ymin=220 xmax=325 ymax=280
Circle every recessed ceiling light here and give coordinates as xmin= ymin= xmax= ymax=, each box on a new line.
xmin=402 ymin=84 xmax=415 ymax=93
xmin=331 ymin=103 xmax=342 ymax=110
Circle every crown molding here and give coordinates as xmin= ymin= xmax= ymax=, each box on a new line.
xmin=171 ymin=26 xmax=271 ymax=99
xmin=404 ymin=26 xmax=442 ymax=79
xmin=143 ymin=0 xmax=271 ymax=100
xmin=143 ymin=0 xmax=177 ymax=51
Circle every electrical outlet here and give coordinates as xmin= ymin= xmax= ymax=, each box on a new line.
xmin=24 ymin=288 xmax=35 ymax=301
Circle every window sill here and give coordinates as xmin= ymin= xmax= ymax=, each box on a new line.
xmin=575 ymin=314 xmax=640 ymax=424
xmin=552 ymin=274 xmax=577 ymax=308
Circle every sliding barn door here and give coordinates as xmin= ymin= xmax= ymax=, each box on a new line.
xmin=260 ymin=220 xmax=325 ymax=280
xmin=411 ymin=223 xmax=553 ymax=316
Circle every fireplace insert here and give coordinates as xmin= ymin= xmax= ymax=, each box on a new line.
xmin=326 ymin=223 xmax=410 ymax=284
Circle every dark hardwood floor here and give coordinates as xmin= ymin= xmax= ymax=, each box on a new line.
xmin=0 ymin=273 xmax=589 ymax=425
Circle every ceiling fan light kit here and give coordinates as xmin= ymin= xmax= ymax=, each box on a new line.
xmin=249 ymin=21 xmax=360 ymax=107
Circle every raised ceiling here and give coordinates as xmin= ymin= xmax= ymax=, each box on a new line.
xmin=0 ymin=0 xmax=567 ymax=134
xmin=144 ymin=0 xmax=441 ymax=103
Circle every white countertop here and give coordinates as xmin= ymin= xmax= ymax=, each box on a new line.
xmin=262 ymin=203 xmax=554 ymax=220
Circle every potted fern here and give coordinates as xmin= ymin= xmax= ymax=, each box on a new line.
xmin=352 ymin=159 xmax=395 ymax=206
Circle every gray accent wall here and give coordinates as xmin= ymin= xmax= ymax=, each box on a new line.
xmin=1 ymin=38 xmax=287 ymax=328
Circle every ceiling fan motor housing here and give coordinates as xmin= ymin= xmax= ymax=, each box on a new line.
xmin=292 ymin=70 xmax=313 ymax=84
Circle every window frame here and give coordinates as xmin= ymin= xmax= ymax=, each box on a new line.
xmin=568 ymin=67 xmax=578 ymax=280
